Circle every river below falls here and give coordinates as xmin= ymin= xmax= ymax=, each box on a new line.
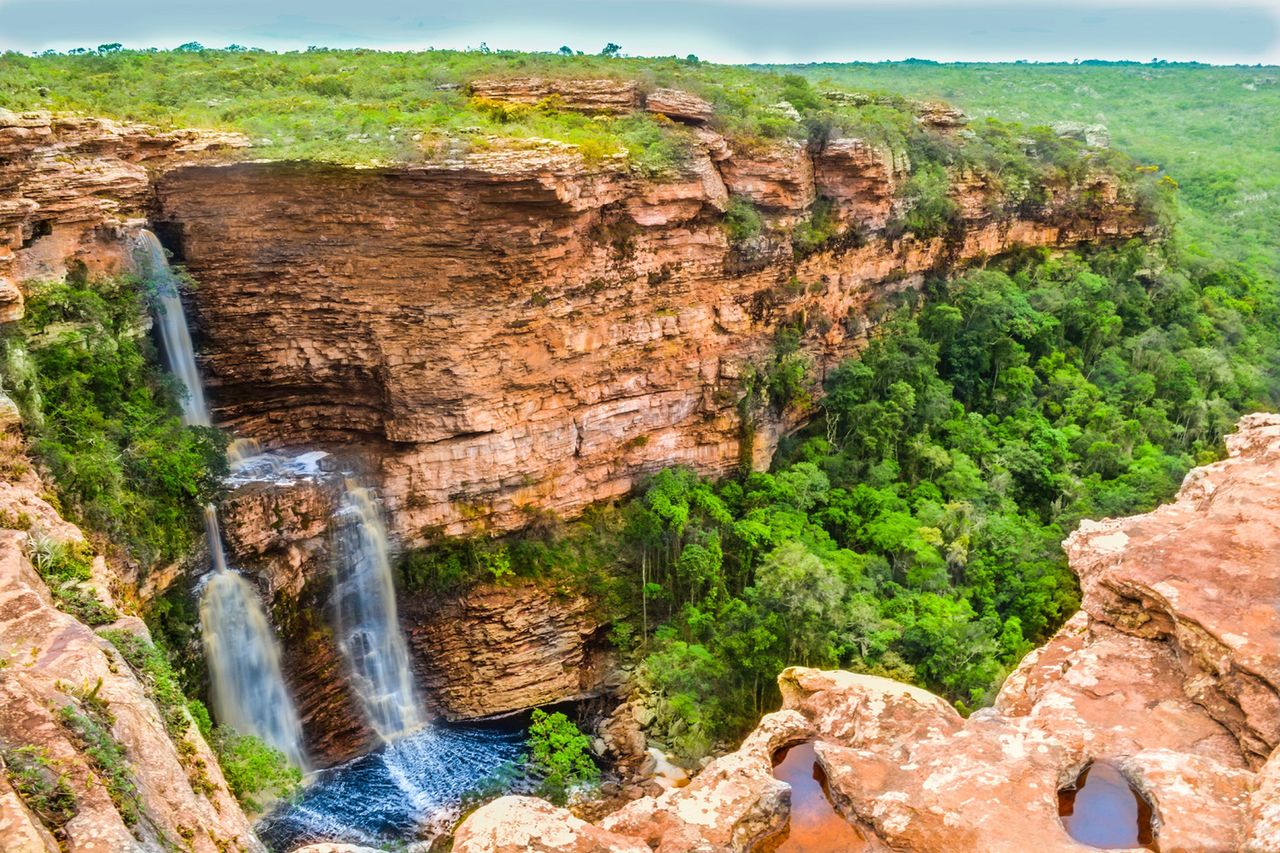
xmin=257 ymin=720 xmax=529 ymax=851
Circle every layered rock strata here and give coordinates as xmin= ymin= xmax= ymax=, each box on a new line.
xmin=150 ymin=128 xmax=1148 ymax=543
xmin=218 ymin=465 xmax=613 ymax=760
xmin=0 ymin=109 xmax=247 ymax=321
xmin=218 ymin=469 xmax=378 ymax=766
xmin=0 ymin=414 xmax=259 ymax=852
xmin=400 ymin=579 xmax=612 ymax=719
xmin=454 ymin=413 xmax=1280 ymax=852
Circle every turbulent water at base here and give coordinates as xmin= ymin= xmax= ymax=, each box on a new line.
xmin=136 ymin=230 xmax=307 ymax=768
xmin=200 ymin=572 xmax=309 ymax=769
xmin=256 ymin=722 xmax=529 ymax=851
xmin=332 ymin=485 xmax=426 ymax=739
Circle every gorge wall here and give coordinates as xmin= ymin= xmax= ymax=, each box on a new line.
xmin=2 ymin=99 xmax=1150 ymax=549
xmin=147 ymin=108 xmax=1150 ymax=544
xmin=455 ymin=412 xmax=1280 ymax=853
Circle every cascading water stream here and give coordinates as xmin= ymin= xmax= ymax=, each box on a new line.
xmin=331 ymin=485 xmax=426 ymax=740
xmin=135 ymin=230 xmax=307 ymax=768
xmin=137 ymin=231 xmax=210 ymax=427
xmin=200 ymin=572 xmax=309 ymax=769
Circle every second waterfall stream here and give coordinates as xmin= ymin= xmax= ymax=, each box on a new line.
xmin=137 ymin=231 xmax=308 ymax=768
xmin=332 ymin=485 xmax=426 ymax=738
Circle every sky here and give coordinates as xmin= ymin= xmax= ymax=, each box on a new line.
xmin=0 ymin=0 xmax=1277 ymax=65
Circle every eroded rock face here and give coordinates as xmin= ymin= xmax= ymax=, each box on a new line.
xmin=455 ymin=413 xmax=1280 ymax=853
xmin=645 ymin=88 xmax=714 ymax=124
xmin=218 ymin=472 xmax=378 ymax=766
xmin=0 ymin=109 xmax=247 ymax=317
xmin=401 ymin=579 xmax=611 ymax=719
xmin=150 ymin=131 xmax=1148 ymax=544
xmin=469 ymin=77 xmax=642 ymax=113
xmin=0 ymin=442 xmax=259 ymax=851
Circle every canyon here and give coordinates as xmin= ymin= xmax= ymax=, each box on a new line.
xmin=0 ymin=79 xmax=1216 ymax=853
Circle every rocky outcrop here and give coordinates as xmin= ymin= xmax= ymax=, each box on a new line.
xmin=150 ymin=127 xmax=1148 ymax=544
xmin=454 ymin=413 xmax=1280 ymax=852
xmin=469 ymin=77 xmax=641 ymax=114
xmin=401 ymin=579 xmax=612 ymax=719
xmin=0 ymin=420 xmax=259 ymax=851
xmin=645 ymin=88 xmax=714 ymax=124
xmin=218 ymin=469 xmax=379 ymax=765
xmin=456 ymin=796 xmax=650 ymax=853
xmin=0 ymin=109 xmax=247 ymax=321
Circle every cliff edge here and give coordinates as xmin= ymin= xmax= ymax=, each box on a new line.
xmin=455 ymin=412 xmax=1280 ymax=852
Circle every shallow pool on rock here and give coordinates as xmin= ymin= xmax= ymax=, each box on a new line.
xmin=1058 ymin=761 xmax=1157 ymax=850
xmin=764 ymin=741 xmax=874 ymax=853
xmin=257 ymin=721 xmax=529 ymax=851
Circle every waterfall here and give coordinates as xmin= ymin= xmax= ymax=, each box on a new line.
xmin=200 ymin=572 xmax=308 ymax=769
xmin=135 ymin=230 xmax=307 ymax=768
xmin=332 ymin=485 xmax=426 ymax=740
xmin=136 ymin=231 xmax=210 ymax=427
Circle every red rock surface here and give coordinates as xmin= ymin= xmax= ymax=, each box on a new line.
xmin=469 ymin=77 xmax=641 ymax=113
xmin=455 ymin=413 xmax=1280 ymax=853
xmin=645 ymin=88 xmax=715 ymax=124
xmin=150 ymin=131 xmax=1148 ymax=544
xmin=0 ymin=418 xmax=260 ymax=852
xmin=0 ymin=109 xmax=246 ymax=321
xmin=401 ymin=578 xmax=611 ymax=719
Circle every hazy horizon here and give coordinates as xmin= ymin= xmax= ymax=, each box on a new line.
xmin=1 ymin=0 xmax=1277 ymax=66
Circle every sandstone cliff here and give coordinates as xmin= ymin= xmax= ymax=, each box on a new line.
xmin=453 ymin=412 xmax=1280 ymax=853
xmin=0 ymin=408 xmax=260 ymax=852
xmin=218 ymin=465 xmax=615 ymax=762
xmin=0 ymin=109 xmax=246 ymax=322
xmin=0 ymin=97 xmax=1149 ymax=546
xmin=149 ymin=125 xmax=1148 ymax=545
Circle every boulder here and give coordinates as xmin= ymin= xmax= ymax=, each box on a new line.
xmin=645 ymin=88 xmax=714 ymax=124
xmin=454 ymin=796 xmax=650 ymax=853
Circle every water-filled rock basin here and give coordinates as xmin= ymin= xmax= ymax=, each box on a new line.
xmin=257 ymin=721 xmax=527 ymax=851
xmin=1058 ymin=761 xmax=1157 ymax=850
xmin=765 ymin=740 xmax=873 ymax=852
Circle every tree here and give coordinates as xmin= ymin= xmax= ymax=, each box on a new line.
xmin=753 ymin=542 xmax=846 ymax=666
xmin=600 ymin=43 xmax=622 ymax=57
xmin=558 ymin=45 xmax=573 ymax=56
xmin=527 ymin=709 xmax=599 ymax=805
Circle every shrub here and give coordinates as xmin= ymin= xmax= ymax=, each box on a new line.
xmin=900 ymin=163 xmax=961 ymax=239
xmin=26 ymin=535 xmax=116 ymax=627
xmin=722 ymin=196 xmax=764 ymax=245
xmin=527 ymin=709 xmax=599 ymax=805
xmin=210 ymin=728 xmax=301 ymax=813
xmin=0 ymin=276 xmax=228 ymax=569
xmin=0 ymin=744 xmax=77 ymax=830
xmin=57 ymin=684 xmax=140 ymax=827
xmin=792 ymin=198 xmax=841 ymax=256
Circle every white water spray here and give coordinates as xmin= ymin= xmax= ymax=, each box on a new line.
xmin=200 ymin=572 xmax=308 ymax=768
xmin=332 ymin=485 xmax=426 ymax=740
xmin=136 ymin=230 xmax=307 ymax=767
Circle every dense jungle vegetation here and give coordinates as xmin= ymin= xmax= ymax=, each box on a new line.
xmin=407 ymin=237 xmax=1277 ymax=756
xmin=0 ymin=47 xmax=1276 ymax=762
